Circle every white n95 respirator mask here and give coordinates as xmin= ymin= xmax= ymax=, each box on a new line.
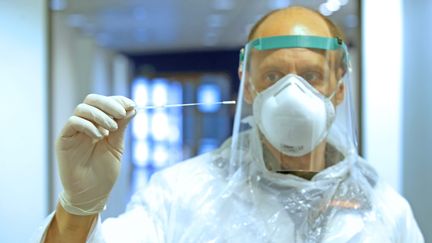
xmin=252 ymin=74 xmax=336 ymax=157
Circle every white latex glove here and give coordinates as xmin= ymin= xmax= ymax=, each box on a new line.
xmin=56 ymin=94 xmax=136 ymax=215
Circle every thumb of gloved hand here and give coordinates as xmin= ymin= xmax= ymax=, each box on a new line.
xmin=56 ymin=94 xmax=136 ymax=215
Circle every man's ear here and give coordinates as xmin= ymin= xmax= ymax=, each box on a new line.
xmin=333 ymin=65 xmax=346 ymax=105
xmin=335 ymin=82 xmax=345 ymax=105
xmin=239 ymin=65 xmax=253 ymax=104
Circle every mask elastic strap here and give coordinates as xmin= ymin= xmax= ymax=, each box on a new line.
xmin=328 ymin=78 xmax=344 ymax=100
xmin=250 ymin=76 xmax=343 ymax=100
xmin=249 ymin=79 xmax=259 ymax=97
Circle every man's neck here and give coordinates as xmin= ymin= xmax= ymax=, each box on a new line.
xmin=262 ymin=140 xmax=327 ymax=176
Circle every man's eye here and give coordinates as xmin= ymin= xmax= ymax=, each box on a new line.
xmin=301 ymin=71 xmax=322 ymax=84
xmin=264 ymin=71 xmax=284 ymax=83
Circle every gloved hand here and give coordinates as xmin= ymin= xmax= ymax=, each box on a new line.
xmin=56 ymin=94 xmax=136 ymax=215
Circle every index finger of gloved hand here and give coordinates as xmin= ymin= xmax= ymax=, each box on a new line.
xmin=110 ymin=96 xmax=136 ymax=111
xmin=83 ymin=94 xmax=127 ymax=119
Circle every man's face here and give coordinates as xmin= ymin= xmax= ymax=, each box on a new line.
xmin=247 ymin=47 xmax=343 ymax=101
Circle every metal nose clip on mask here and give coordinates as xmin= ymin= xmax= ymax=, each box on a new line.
xmin=253 ymin=74 xmax=337 ymax=157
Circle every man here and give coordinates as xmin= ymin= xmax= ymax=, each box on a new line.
xmin=37 ymin=6 xmax=423 ymax=242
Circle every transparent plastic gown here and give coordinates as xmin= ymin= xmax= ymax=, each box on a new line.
xmin=34 ymin=36 xmax=424 ymax=242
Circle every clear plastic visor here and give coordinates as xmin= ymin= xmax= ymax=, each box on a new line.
xmin=241 ymin=35 xmax=347 ymax=98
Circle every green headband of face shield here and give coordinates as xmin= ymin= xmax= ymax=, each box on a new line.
xmin=239 ymin=35 xmax=346 ymax=62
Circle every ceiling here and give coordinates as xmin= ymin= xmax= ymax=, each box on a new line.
xmin=52 ymin=0 xmax=358 ymax=53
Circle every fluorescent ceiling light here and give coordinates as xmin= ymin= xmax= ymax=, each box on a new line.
xmin=67 ymin=14 xmax=86 ymax=28
xmin=133 ymin=7 xmax=146 ymax=20
xmin=203 ymin=38 xmax=218 ymax=46
xmin=319 ymin=3 xmax=333 ymax=16
xmin=50 ymin=0 xmax=67 ymax=11
xmin=268 ymin=0 xmax=291 ymax=9
xmin=203 ymin=31 xmax=218 ymax=46
xmin=207 ymin=14 xmax=226 ymax=28
xmin=326 ymin=0 xmax=341 ymax=12
xmin=212 ymin=0 xmax=235 ymax=10
xmin=135 ymin=28 xmax=147 ymax=42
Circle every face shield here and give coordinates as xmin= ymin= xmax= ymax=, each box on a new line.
xmin=230 ymin=35 xmax=357 ymax=178
xmin=178 ymin=36 xmax=387 ymax=242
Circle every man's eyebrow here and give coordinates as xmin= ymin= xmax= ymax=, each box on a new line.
xmin=258 ymin=58 xmax=330 ymax=74
xmin=295 ymin=54 xmax=333 ymax=71
xmin=296 ymin=63 xmax=329 ymax=72
xmin=257 ymin=52 xmax=297 ymax=68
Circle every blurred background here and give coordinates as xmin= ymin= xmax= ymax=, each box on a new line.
xmin=0 ymin=0 xmax=431 ymax=242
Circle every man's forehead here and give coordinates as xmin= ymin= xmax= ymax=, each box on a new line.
xmin=251 ymin=48 xmax=331 ymax=65
xmin=248 ymin=48 xmax=340 ymax=75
